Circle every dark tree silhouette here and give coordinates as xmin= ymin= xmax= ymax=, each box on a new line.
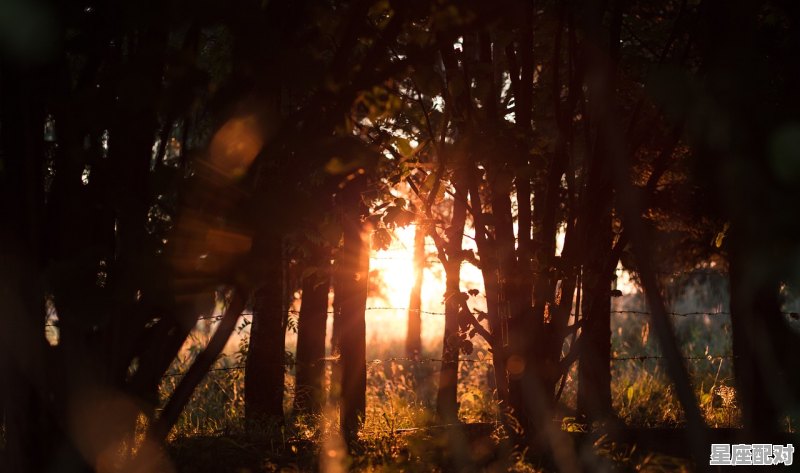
xmin=336 ymin=176 xmax=370 ymax=443
xmin=293 ymin=244 xmax=331 ymax=416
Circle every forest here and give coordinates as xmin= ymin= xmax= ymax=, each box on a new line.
xmin=1 ymin=0 xmax=799 ymax=471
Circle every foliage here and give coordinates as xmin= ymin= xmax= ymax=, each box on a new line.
xmin=4 ymin=0 xmax=800 ymax=470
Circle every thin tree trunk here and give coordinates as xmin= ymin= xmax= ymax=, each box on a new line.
xmin=405 ymin=223 xmax=425 ymax=358
xmin=435 ymin=174 xmax=467 ymax=424
xmin=576 ymin=209 xmax=613 ymax=421
xmin=465 ymin=166 xmax=509 ymax=406
xmin=338 ymin=179 xmax=369 ymax=443
xmin=576 ymin=69 xmax=615 ymax=420
xmin=328 ymin=265 xmax=343 ymax=407
xmin=245 ymin=232 xmax=286 ymax=426
xmin=293 ymin=247 xmax=331 ymax=416
xmin=147 ymin=289 xmax=247 ymax=444
xmin=728 ymin=232 xmax=788 ymax=438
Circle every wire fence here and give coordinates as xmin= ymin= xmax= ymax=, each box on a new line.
xmin=161 ymin=298 xmax=777 ymax=378
xmin=49 ymin=307 xmax=796 ymax=328
xmin=48 ymin=306 xmax=789 ymax=372
xmin=46 ymin=302 xmax=795 ymax=382
xmin=182 ymin=307 xmax=798 ymax=324
xmin=160 ymin=350 xmax=739 ymax=380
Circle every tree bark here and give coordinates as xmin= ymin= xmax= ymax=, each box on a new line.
xmin=337 ymin=178 xmax=369 ymax=443
xmin=461 ymin=165 xmax=511 ymax=412
xmin=576 ymin=210 xmax=613 ymax=421
xmin=244 ymin=232 xmax=286 ymax=426
xmin=147 ymin=290 xmax=247 ymax=444
xmin=727 ymin=228 xmax=799 ymax=438
xmin=293 ymin=247 xmax=331 ymax=416
xmin=435 ymin=173 xmax=467 ymax=424
xmin=405 ymin=223 xmax=425 ymax=358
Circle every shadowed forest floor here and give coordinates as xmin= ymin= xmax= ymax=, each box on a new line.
xmin=167 ymin=424 xmax=798 ymax=472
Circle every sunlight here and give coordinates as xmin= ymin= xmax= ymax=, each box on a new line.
xmin=365 ymin=222 xmax=637 ymax=345
xmin=367 ymin=224 xmax=486 ymax=345
xmin=614 ymin=261 xmax=637 ymax=295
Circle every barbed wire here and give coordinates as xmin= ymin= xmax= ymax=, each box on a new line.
xmin=46 ymin=308 xmax=798 ymax=328
xmin=610 ymin=310 xmax=731 ymax=317
xmin=193 ymin=306 xmax=455 ymax=321
xmin=370 ymin=256 xmax=452 ymax=264
xmin=160 ymin=352 xmax=738 ymax=379
xmin=610 ymin=354 xmax=734 ymax=362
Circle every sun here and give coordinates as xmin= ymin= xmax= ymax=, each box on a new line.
xmin=369 ymin=225 xmax=418 ymax=307
xmin=364 ymin=220 xmax=639 ymax=345
xmin=366 ymin=224 xmax=487 ymax=345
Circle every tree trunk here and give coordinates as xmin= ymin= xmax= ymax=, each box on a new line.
xmin=576 ymin=87 xmax=615 ymax=421
xmin=245 ymin=233 xmax=286 ymax=426
xmin=328 ymin=264 xmax=343 ymax=407
xmin=464 ymin=164 xmax=509 ymax=407
xmin=728 ymin=232 xmax=788 ymax=438
xmin=337 ymin=179 xmax=369 ymax=443
xmin=435 ymin=264 xmax=462 ymax=424
xmin=576 ymin=210 xmax=613 ymax=421
xmin=435 ymin=174 xmax=467 ymax=424
xmin=0 ymin=57 xmax=79 ymax=471
xmin=405 ymin=223 xmax=425 ymax=358
xmin=147 ymin=290 xmax=247 ymax=445
xmin=293 ymin=247 xmax=331 ymax=416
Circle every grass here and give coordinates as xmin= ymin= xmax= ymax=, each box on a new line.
xmin=152 ymin=289 xmax=800 ymax=472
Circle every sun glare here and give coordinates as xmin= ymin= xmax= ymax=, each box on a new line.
xmin=366 ymin=224 xmax=487 ymax=346
xmin=365 ymin=222 xmax=637 ymax=345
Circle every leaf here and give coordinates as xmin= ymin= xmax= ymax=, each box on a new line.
xmin=393 ymin=209 xmax=416 ymax=227
xmin=446 ymin=333 xmax=462 ymax=349
xmin=467 ymin=288 xmax=480 ymax=296
xmin=393 ymin=138 xmax=414 ymax=157
xmin=713 ymin=222 xmax=730 ymax=248
xmin=420 ymin=171 xmax=438 ymax=192
xmin=366 ymin=214 xmax=383 ymax=227
xmin=382 ymin=206 xmax=414 ymax=228
xmin=460 ymin=340 xmax=474 ymax=355
xmin=382 ymin=205 xmax=401 ymax=225
xmin=371 ymin=227 xmax=393 ymax=251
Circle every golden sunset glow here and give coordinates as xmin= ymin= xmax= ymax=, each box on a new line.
xmin=363 ymin=223 xmax=636 ymax=345
xmin=366 ymin=224 xmax=487 ymax=345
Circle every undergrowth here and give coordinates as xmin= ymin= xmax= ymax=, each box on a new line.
xmin=152 ymin=289 xmax=800 ymax=471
